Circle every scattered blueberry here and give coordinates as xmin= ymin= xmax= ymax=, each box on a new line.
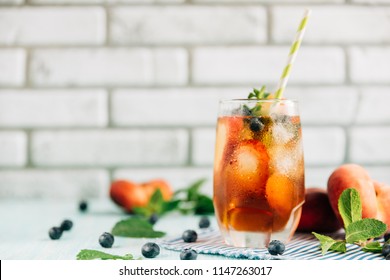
xmin=382 ymin=244 xmax=390 ymax=257
xmin=249 ymin=118 xmax=264 ymax=132
xmin=60 ymin=219 xmax=73 ymax=231
xmin=198 ymin=216 xmax=210 ymax=229
xmin=386 ymin=254 xmax=390 ymax=260
xmin=268 ymin=240 xmax=285 ymax=256
xmin=180 ymin=248 xmax=198 ymax=260
xmin=141 ymin=242 xmax=160 ymax=258
xmin=384 ymin=233 xmax=390 ymax=242
xmin=79 ymin=200 xmax=88 ymax=212
xmin=182 ymin=230 xmax=198 ymax=243
xmin=148 ymin=213 xmax=159 ymax=225
xmin=48 ymin=227 xmax=63 ymax=240
xmin=99 ymin=232 xmax=114 ymax=248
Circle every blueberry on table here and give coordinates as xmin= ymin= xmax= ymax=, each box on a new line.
xmin=182 ymin=230 xmax=198 ymax=243
xmin=268 ymin=240 xmax=286 ymax=256
xmin=60 ymin=219 xmax=73 ymax=231
xmin=180 ymin=249 xmax=198 ymax=260
xmin=382 ymin=244 xmax=390 ymax=257
xmin=198 ymin=216 xmax=210 ymax=229
xmin=386 ymin=254 xmax=390 ymax=260
xmin=384 ymin=233 xmax=390 ymax=242
xmin=48 ymin=227 xmax=63 ymax=240
xmin=141 ymin=242 xmax=160 ymax=258
xmin=99 ymin=232 xmax=114 ymax=248
xmin=79 ymin=200 xmax=88 ymax=212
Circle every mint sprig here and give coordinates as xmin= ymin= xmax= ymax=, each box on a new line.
xmin=76 ymin=249 xmax=135 ymax=260
xmin=248 ymin=86 xmax=269 ymax=100
xmin=313 ymin=188 xmax=387 ymax=255
xmin=245 ymin=85 xmax=272 ymax=116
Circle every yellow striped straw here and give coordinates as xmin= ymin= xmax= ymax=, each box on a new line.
xmin=275 ymin=9 xmax=311 ymax=99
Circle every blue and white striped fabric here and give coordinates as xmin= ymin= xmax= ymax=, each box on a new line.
xmin=160 ymin=229 xmax=385 ymax=260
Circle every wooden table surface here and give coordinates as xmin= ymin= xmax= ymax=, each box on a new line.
xmin=0 ymin=199 xmax=227 ymax=260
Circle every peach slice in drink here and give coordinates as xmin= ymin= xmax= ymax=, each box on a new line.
xmin=265 ymin=173 xmax=296 ymax=231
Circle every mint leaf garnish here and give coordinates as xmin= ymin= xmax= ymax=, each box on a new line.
xmin=345 ymin=219 xmax=387 ymax=244
xmin=338 ymin=188 xmax=362 ymax=228
xmin=362 ymin=241 xmax=382 ymax=253
xmin=76 ymin=249 xmax=134 ymax=260
xmin=111 ymin=217 xmax=165 ymax=238
xmin=248 ymin=86 xmax=267 ymax=100
xmin=245 ymin=85 xmax=272 ymax=116
xmin=312 ymin=232 xmax=346 ymax=255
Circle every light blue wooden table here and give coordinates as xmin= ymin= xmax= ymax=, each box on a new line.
xmin=0 ymin=199 xmax=228 ymax=260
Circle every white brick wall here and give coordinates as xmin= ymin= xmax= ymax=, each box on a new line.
xmin=0 ymin=49 xmax=25 ymax=86
xmin=0 ymin=169 xmax=109 ymax=198
xmin=30 ymin=0 xmax=185 ymax=3
xmin=31 ymin=129 xmax=189 ymax=167
xmin=350 ymin=127 xmax=390 ymax=164
xmin=349 ymin=47 xmax=390 ymax=84
xmin=0 ymin=1 xmax=390 ymax=198
xmin=286 ymin=87 xmax=358 ymax=125
xmin=0 ymin=131 xmax=27 ymax=167
xmin=0 ymin=0 xmax=24 ymax=4
xmin=110 ymin=6 xmax=266 ymax=45
xmin=194 ymin=1 xmax=343 ymax=3
xmin=111 ymin=88 xmax=243 ymax=126
xmin=273 ymin=6 xmax=390 ymax=44
xmin=0 ymin=7 xmax=106 ymax=45
xmin=355 ymin=87 xmax=390 ymax=124
xmin=0 ymin=89 xmax=107 ymax=127
xmin=192 ymin=47 xmax=345 ymax=85
xmin=30 ymin=48 xmax=188 ymax=86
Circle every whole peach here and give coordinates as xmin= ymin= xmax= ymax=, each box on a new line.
xmin=297 ymin=188 xmax=342 ymax=233
xmin=327 ymin=164 xmax=390 ymax=230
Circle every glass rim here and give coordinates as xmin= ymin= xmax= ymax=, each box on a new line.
xmin=219 ymin=98 xmax=298 ymax=104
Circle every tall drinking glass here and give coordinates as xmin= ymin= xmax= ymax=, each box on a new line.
xmin=213 ymin=99 xmax=305 ymax=248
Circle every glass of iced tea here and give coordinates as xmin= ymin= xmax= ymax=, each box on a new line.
xmin=213 ymin=99 xmax=305 ymax=248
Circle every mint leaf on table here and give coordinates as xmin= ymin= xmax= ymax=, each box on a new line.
xmin=174 ymin=178 xmax=214 ymax=215
xmin=312 ymin=187 xmax=388 ymax=256
xmin=133 ymin=188 xmax=181 ymax=218
xmin=111 ymin=217 xmax=165 ymax=238
xmin=338 ymin=188 xmax=362 ymax=228
xmin=362 ymin=241 xmax=383 ymax=253
xmin=77 ymin=249 xmax=134 ymax=260
xmin=345 ymin=219 xmax=387 ymax=244
xmin=312 ymin=232 xmax=346 ymax=255
xmin=194 ymin=194 xmax=214 ymax=215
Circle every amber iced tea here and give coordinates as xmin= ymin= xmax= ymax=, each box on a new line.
xmin=213 ymin=100 xmax=305 ymax=248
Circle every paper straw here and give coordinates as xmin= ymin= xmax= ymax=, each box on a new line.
xmin=274 ymin=9 xmax=311 ymax=99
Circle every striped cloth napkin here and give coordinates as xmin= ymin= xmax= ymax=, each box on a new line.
xmin=160 ymin=229 xmax=385 ymax=260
